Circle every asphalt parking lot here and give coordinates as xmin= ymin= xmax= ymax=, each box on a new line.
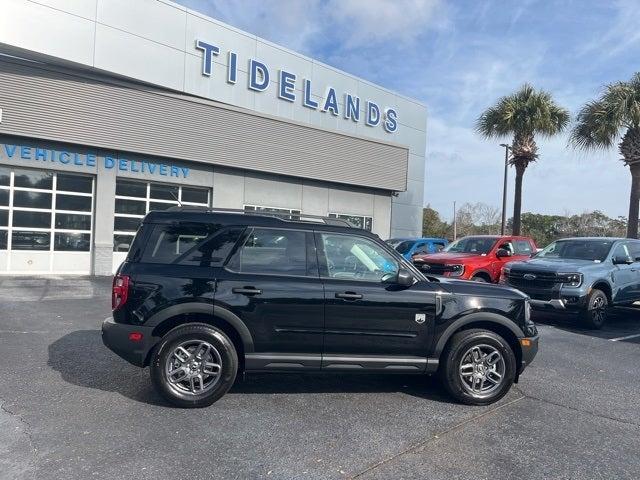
xmin=1 ymin=276 xmax=639 ymax=480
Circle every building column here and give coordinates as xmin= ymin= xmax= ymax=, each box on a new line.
xmin=93 ymin=166 xmax=116 ymax=275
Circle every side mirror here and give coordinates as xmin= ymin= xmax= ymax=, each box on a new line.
xmin=383 ymin=268 xmax=414 ymax=286
xmin=496 ymin=248 xmax=512 ymax=258
xmin=613 ymin=255 xmax=633 ymax=265
xmin=397 ymin=268 xmax=415 ymax=286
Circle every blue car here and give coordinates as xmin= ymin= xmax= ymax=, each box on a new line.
xmin=386 ymin=237 xmax=449 ymax=260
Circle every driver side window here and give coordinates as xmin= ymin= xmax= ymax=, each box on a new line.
xmin=319 ymin=233 xmax=398 ymax=282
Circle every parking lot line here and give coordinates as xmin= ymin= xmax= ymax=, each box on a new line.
xmin=609 ymin=333 xmax=640 ymax=342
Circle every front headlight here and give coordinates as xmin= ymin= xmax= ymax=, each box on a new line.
xmin=448 ymin=264 xmax=464 ymax=277
xmin=523 ymin=299 xmax=537 ymax=336
xmin=558 ymin=272 xmax=583 ymax=287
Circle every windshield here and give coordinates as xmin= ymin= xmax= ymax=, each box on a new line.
xmin=445 ymin=237 xmax=498 ymax=255
xmin=536 ymin=239 xmax=613 ymax=262
xmin=391 ymin=241 xmax=413 ymax=254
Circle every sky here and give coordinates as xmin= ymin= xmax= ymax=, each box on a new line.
xmin=174 ymin=0 xmax=640 ymax=221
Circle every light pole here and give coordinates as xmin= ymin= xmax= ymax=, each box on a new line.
xmin=453 ymin=200 xmax=457 ymax=241
xmin=499 ymin=144 xmax=510 ymax=235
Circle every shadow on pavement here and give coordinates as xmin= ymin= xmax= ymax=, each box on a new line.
xmin=48 ymin=330 xmax=453 ymax=405
xmin=47 ymin=329 xmax=167 ymax=407
xmin=533 ymin=306 xmax=640 ymax=343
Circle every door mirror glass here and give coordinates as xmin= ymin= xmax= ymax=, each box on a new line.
xmin=612 ymin=255 xmax=632 ymax=265
xmin=496 ymin=248 xmax=512 ymax=258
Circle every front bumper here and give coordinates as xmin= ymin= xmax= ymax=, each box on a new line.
xmin=529 ymin=295 xmax=588 ymax=311
xmin=518 ymin=334 xmax=539 ymax=377
xmin=101 ymin=316 xmax=159 ymax=367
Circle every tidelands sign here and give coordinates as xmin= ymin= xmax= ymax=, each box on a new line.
xmin=195 ymin=40 xmax=399 ymax=134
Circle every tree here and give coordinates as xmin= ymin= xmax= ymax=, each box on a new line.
xmin=422 ymin=205 xmax=449 ymax=238
xmin=476 ymin=84 xmax=570 ymax=235
xmin=571 ymin=73 xmax=640 ymax=238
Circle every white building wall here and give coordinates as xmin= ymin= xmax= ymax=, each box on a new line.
xmin=0 ymin=0 xmax=427 ymax=237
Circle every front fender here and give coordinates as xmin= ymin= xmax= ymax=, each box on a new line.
xmin=432 ymin=311 xmax=525 ymax=357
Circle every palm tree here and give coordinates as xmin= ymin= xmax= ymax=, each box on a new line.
xmin=476 ymin=84 xmax=570 ymax=235
xmin=571 ymin=73 xmax=640 ymax=238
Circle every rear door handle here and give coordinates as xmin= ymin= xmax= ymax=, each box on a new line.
xmin=335 ymin=292 xmax=363 ymax=300
xmin=232 ymin=287 xmax=262 ymax=295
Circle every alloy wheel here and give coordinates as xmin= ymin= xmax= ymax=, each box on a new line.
xmin=165 ymin=340 xmax=222 ymax=396
xmin=591 ymin=296 xmax=606 ymax=325
xmin=458 ymin=344 xmax=506 ymax=397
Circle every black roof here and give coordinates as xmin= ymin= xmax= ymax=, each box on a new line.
xmin=142 ymin=207 xmax=376 ymax=236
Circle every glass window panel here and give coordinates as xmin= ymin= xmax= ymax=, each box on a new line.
xmin=55 ymin=213 xmax=91 ymax=231
xmin=181 ymin=187 xmax=209 ymax=204
xmin=12 ymin=211 xmax=51 ymax=228
xmin=142 ymin=223 xmax=220 ymax=265
xmin=13 ymin=169 xmax=53 ymax=189
xmin=0 ymin=209 xmax=7 ymax=226
xmin=11 ymin=231 xmax=50 ymax=250
xmin=54 ymin=232 xmax=91 ymax=251
xmin=115 ymin=198 xmax=146 ymax=215
xmin=56 ymin=194 xmax=92 ymax=212
xmin=0 ymin=230 xmax=6 ymax=249
xmin=0 ymin=189 xmax=8 ymax=206
xmin=320 ymin=233 xmax=398 ymax=282
xmin=57 ymin=173 xmax=92 ymax=193
xmin=0 ymin=167 xmax=9 ymax=186
xmin=150 ymin=183 xmax=179 ymax=201
xmin=329 ymin=214 xmax=372 ymax=231
xmin=228 ymin=228 xmax=308 ymax=276
xmin=13 ymin=191 xmax=52 ymax=209
xmin=115 ymin=179 xmax=146 ymax=198
xmin=113 ymin=234 xmax=134 ymax=252
xmin=114 ymin=216 xmax=141 ymax=232
xmin=149 ymin=201 xmax=176 ymax=211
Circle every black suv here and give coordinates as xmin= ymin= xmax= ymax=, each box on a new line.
xmin=102 ymin=209 xmax=538 ymax=407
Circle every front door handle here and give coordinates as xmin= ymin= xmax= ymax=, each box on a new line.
xmin=233 ymin=287 xmax=262 ymax=295
xmin=335 ymin=292 xmax=363 ymax=300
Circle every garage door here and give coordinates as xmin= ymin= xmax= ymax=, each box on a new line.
xmin=0 ymin=166 xmax=94 ymax=274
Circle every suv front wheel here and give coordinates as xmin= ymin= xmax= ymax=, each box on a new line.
xmin=150 ymin=324 xmax=238 ymax=408
xmin=440 ymin=329 xmax=516 ymax=405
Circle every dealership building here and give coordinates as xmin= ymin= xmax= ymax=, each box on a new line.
xmin=0 ymin=0 xmax=427 ymax=275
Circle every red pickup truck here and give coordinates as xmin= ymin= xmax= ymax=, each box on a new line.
xmin=411 ymin=235 xmax=537 ymax=283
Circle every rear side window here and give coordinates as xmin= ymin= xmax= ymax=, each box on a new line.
xmin=227 ymin=228 xmax=311 ymax=276
xmin=141 ymin=223 xmax=243 ymax=266
xmin=514 ymin=240 xmax=533 ymax=255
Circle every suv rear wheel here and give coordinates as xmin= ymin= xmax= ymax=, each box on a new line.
xmin=579 ymin=288 xmax=608 ymax=329
xmin=440 ymin=329 xmax=516 ymax=405
xmin=150 ymin=324 xmax=238 ymax=408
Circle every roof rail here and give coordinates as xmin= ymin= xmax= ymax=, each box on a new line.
xmin=164 ymin=206 xmax=354 ymax=227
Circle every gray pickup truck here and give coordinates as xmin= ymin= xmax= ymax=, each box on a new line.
xmin=502 ymin=237 xmax=640 ymax=328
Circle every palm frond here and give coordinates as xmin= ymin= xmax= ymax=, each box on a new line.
xmin=475 ymin=83 xmax=569 ymax=140
xmin=571 ymin=72 xmax=640 ymax=151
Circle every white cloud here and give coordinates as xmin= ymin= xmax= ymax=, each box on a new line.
xmin=178 ymin=0 xmax=448 ymax=53
xmin=325 ymin=0 xmax=449 ymax=49
xmin=579 ymin=0 xmax=640 ymax=59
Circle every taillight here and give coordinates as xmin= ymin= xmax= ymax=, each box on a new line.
xmin=112 ymin=275 xmax=130 ymax=310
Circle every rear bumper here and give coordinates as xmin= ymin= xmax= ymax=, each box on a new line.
xmin=101 ymin=316 xmax=158 ymax=367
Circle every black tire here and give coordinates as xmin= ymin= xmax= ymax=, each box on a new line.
xmin=150 ymin=323 xmax=238 ymax=408
xmin=578 ymin=288 xmax=608 ymax=329
xmin=439 ymin=329 xmax=516 ymax=406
